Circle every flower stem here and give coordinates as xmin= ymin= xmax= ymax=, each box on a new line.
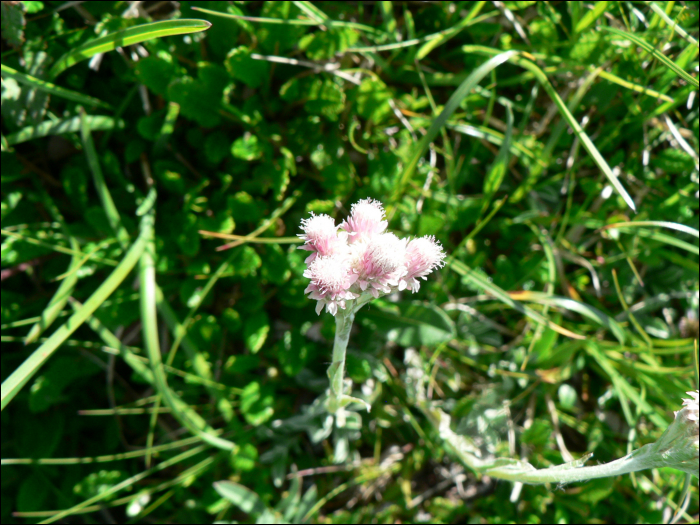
xmin=326 ymin=307 xmax=354 ymax=413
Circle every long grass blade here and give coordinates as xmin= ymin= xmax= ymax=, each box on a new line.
xmin=448 ymin=259 xmax=585 ymax=340
xmin=601 ymin=221 xmax=699 ymax=238
xmin=139 ymin=209 xmax=236 ymax=451
xmin=48 ymin=19 xmax=212 ymax=79
xmin=5 ymin=116 xmax=124 ymax=146
xmin=391 ymin=50 xmax=517 ymax=207
xmin=601 ymin=26 xmax=698 ymax=88
xmin=24 ymin=190 xmax=80 ymax=344
xmin=80 ymin=108 xmax=131 ymax=249
xmin=38 ymin=445 xmax=208 ymax=524
xmin=509 ymin=291 xmax=627 ymax=344
xmin=1 ymin=64 xmax=111 ymax=108
xmin=462 ymin=45 xmax=638 ymax=212
xmin=481 ymin=102 xmax=513 ymax=213
xmin=1 ymin=215 xmax=152 ymax=411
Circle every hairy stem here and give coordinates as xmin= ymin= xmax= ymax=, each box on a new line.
xmin=327 ymin=307 xmax=355 ymax=413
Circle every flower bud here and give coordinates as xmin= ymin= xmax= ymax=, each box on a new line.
xmin=650 ymin=390 xmax=699 ymax=476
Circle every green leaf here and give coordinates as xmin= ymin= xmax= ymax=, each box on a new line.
xmin=231 ymin=133 xmax=263 ymax=161
xmin=392 ymin=51 xmax=517 ymax=204
xmin=240 ymin=380 xmax=275 ymax=426
xmin=5 ymin=116 xmax=124 ymax=146
xmin=134 ymin=56 xmax=177 ymax=97
xmin=48 ymin=19 xmax=212 ymax=79
xmin=214 ymin=481 xmax=266 ymax=515
xmin=601 ymin=26 xmax=698 ymax=88
xmin=305 ymin=79 xmax=345 ymax=120
xmin=244 ymin=311 xmax=270 ymax=354
xmin=226 ymin=46 xmax=269 ymax=88
xmin=367 ymin=301 xmax=456 ymax=347
xmin=299 ymin=26 xmax=359 ymax=59
xmin=0 ymin=1 xmax=25 ymax=49
xmin=1 ymin=64 xmax=111 ymax=108
xmin=28 ymin=356 xmax=100 ymax=412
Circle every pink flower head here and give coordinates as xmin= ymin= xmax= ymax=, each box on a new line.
xmin=351 ymin=233 xmax=408 ymax=298
xmin=298 ymin=213 xmax=348 ymax=263
xmin=400 ymin=235 xmax=446 ymax=293
xmin=303 ymin=254 xmax=358 ymax=315
xmin=339 ymin=198 xmax=388 ymax=243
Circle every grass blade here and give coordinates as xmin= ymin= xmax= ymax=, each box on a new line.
xmin=482 ymin=101 xmax=513 ymax=213
xmin=48 ymin=19 xmax=212 ymax=79
xmin=601 ymin=221 xmax=699 ymax=238
xmin=1 ymin=214 xmax=152 ymax=411
xmin=509 ymin=291 xmax=627 ymax=344
xmin=5 ymin=115 xmax=124 ymax=146
xmin=80 ymin=108 xmax=131 ymax=249
xmin=601 ymin=26 xmax=698 ymax=88
xmin=1 ymin=64 xmax=111 ymax=108
xmin=391 ymin=50 xmax=517 ymax=207
xmin=464 ymin=46 xmax=638 ymax=212
xmin=38 ymin=445 xmax=208 ymax=524
xmin=139 ymin=209 xmax=236 ymax=451
xmin=415 ymin=1 xmax=486 ymax=59
xmin=24 ymin=192 xmax=80 ymax=343
xmin=648 ymin=2 xmax=698 ymax=46
xmin=448 ymin=259 xmax=585 ymax=340
xmin=574 ymin=1 xmax=609 ymax=33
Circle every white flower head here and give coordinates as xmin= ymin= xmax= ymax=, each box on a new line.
xmin=300 ymin=199 xmax=448 ymax=314
xmin=339 ymin=198 xmax=388 ymax=243
xmin=298 ymin=212 xmax=348 ymax=263
xmin=400 ymin=235 xmax=446 ymax=293
xmin=303 ymin=254 xmax=358 ymax=315
xmin=351 ymin=233 xmax=408 ymax=297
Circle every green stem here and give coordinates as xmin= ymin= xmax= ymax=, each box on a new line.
xmin=327 ymin=308 xmax=354 ymax=413
xmin=325 ymin=296 xmax=372 ymax=414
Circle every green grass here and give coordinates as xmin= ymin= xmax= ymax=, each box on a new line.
xmin=1 ymin=1 xmax=698 ymax=523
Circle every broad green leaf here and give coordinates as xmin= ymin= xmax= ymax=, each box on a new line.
xmin=231 ymin=133 xmax=263 ymax=161
xmin=48 ymin=19 xmax=212 ymax=79
xmin=244 ymin=311 xmax=270 ymax=354
xmin=240 ymin=381 xmax=275 ymax=426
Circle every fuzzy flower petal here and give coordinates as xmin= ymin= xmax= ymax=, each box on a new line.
xmin=400 ymin=235 xmax=446 ymax=293
xmin=351 ymin=233 xmax=407 ymax=294
xmin=339 ymin=198 xmax=388 ymax=243
xmin=303 ymin=254 xmax=358 ymax=316
xmin=298 ymin=212 xmax=348 ymax=263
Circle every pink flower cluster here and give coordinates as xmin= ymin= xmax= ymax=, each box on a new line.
xmin=299 ymin=199 xmax=446 ymax=315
